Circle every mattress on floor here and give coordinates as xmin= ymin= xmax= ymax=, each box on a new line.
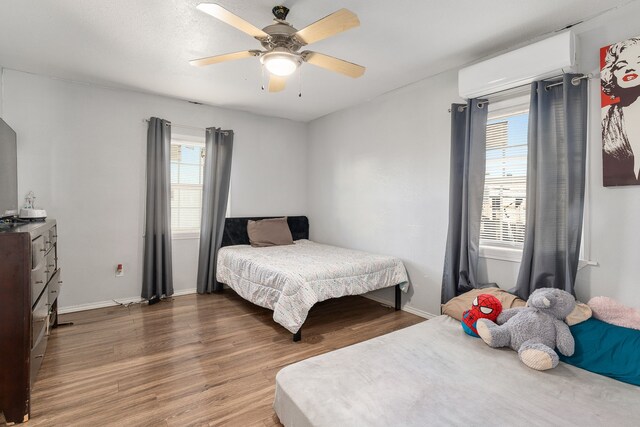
xmin=216 ymin=239 xmax=408 ymax=333
xmin=274 ymin=315 xmax=640 ymax=427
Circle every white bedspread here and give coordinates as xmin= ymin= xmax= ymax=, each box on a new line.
xmin=274 ymin=315 xmax=640 ymax=427
xmin=216 ymin=239 xmax=409 ymax=333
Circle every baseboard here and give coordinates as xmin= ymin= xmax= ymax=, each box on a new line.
xmin=58 ymin=299 xmax=132 ymax=314
xmin=364 ymin=294 xmax=438 ymax=319
xmin=173 ymin=288 xmax=198 ymax=297
xmin=58 ymin=288 xmax=197 ymax=314
xmin=402 ymin=304 xmax=438 ymax=320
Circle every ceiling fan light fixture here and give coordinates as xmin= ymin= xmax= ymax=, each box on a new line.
xmin=261 ymin=50 xmax=300 ymax=77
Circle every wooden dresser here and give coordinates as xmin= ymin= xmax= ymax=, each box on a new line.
xmin=0 ymin=219 xmax=62 ymax=424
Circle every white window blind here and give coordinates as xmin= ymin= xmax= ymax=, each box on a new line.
xmin=480 ymin=109 xmax=529 ymax=247
xmin=170 ymin=139 xmax=205 ymax=234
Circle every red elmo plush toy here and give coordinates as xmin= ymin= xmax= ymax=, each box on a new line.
xmin=462 ymin=294 xmax=503 ymax=337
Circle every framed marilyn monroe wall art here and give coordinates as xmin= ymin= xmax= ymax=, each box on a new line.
xmin=601 ymin=36 xmax=640 ymax=186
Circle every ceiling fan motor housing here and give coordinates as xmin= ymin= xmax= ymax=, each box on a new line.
xmin=260 ymin=21 xmax=303 ymax=52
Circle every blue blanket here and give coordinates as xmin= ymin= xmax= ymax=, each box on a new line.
xmin=560 ymin=318 xmax=640 ymax=386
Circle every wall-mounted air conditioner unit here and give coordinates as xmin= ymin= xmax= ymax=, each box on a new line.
xmin=458 ymin=31 xmax=576 ymax=99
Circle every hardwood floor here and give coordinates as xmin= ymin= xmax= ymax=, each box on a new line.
xmin=28 ymin=292 xmax=424 ymax=426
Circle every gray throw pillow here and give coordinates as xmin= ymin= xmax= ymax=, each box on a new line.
xmin=247 ymin=217 xmax=294 ymax=247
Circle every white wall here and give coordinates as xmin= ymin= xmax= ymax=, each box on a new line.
xmin=307 ymin=1 xmax=640 ymax=315
xmin=307 ymin=70 xmax=458 ymax=317
xmin=1 ymin=69 xmax=307 ymax=310
xmin=572 ymin=5 xmax=640 ymax=306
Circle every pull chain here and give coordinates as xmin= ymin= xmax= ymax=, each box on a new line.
xmin=298 ymin=66 xmax=303 ymax=98
xmin=261 ymin=64 xmax=265 ymax=91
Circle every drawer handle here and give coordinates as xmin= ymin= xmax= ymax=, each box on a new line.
xmin=48 ymin=264 xmax=55 ymax=268
xmin=58 ymin=280 xmax=64 ymax=284
xmin=35 ymin=280 xmax=44 ymax=284
xmin=34 ymin=354 xmax=44 ymax=359
xmin=53 ymin=235 xmax=58 ymax=238
xmin=45 ymin=240 xmax=51 ymax=244
xmin=44 ymin=270 xmax=50 ymax=274
xmin=51 ymin=290 xmax=57 ymax=294
xmin=35 ymin=318 xmax=45 ymax=323
xmin=40 ymin=248 xmax=47 ymax=252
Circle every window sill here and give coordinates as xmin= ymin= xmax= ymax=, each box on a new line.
xmin=480 ymin=245 xmax=598 ymax=270
xmin=172 ymin=232 xmax=200 ymax=240
xmin=479 ymin=245 xmax=522 ymax=263
xmin=577 ymin=259 xmax=598 ymax=270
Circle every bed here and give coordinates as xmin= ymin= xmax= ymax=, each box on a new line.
xmin=274 ymin=315 xmax=640 ymax=426
xmin=215 ymin=216 xmax=409 ymax=341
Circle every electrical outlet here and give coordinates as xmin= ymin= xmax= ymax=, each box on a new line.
xmin=115 ymin=263 xmax=124 ymax=277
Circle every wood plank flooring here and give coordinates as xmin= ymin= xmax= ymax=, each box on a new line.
xmin=27 ymin=292 xmax=424 ymax=426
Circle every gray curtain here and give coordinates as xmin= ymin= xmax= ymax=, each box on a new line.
xmin=142 ymin=117 xmax=174 ymax=300
xmin=442 ymin=99 xmax=488 ymax=304
xmin=514 ymin=74 xmax=588 ymax=299
xmin=197 ymin=128 xmax=234 ymax=294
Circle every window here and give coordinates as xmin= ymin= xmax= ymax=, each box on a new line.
xmin=480 ymin=96 xmax=530 ymax=249
xmin=477 ymin=89 xmax=593 ymax=266
xmin=170 ymin=138 xmax=206 ymax=235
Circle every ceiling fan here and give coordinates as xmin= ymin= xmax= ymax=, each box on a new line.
xmin=190 ymin=3 xmax=365 ymax=92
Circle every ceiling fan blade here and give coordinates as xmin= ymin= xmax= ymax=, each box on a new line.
xmin=190 ymin=50 xmax=259 ymax=67
xmin=196 ymin=3 xmax=269 ymax=39
xmin=295 ymin=9 xmax=359 ymax=45
xmin=268 ymin=75 xmax=286 ymax=92
xmin=302 ymin=51 xmax=365 ymax=78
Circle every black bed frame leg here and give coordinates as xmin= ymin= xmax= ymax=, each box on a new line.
xmin=293 ymin=328 xmax=301 ymax=342
xmin=395 ymin=284 xmax=401 ymax=311
xmin=213 ymin=280 xmax=224 ymax=293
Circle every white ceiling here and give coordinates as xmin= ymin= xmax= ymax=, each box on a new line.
xmin=0 ymin=0 xmax=632 ymax=121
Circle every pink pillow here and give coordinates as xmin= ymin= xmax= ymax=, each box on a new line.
xmin=588 ymin=296 xmax=640 ymax=331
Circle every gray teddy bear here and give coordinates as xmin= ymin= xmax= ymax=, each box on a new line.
xmin=476 ymin=288 xmax=576 ymax=370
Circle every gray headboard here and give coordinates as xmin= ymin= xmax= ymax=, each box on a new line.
xmin=220 ymin=216 xmax=309 ymax=247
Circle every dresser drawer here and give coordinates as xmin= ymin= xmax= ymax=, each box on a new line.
xmin=32 ymin=291 xmax=49 ymax=348
xmin=31 ymin=264 xmax=47 ymax=307
xmin=44 ymin=233 xmax=53 ymax=252
xmin=30 ymin=327 xmax=48 ymax=388
xmin=48 ymin=269 xmax=62 ymax=307
xmin=31 ymin=235 xmax=46 ymax=268
xmin=49 ymin=225 xmax=58 ymax=247
xmin=45 ymin=249 xmax=56 ymax=283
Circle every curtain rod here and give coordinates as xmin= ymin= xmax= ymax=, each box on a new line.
xmin=448 ymin=102 xmax=488 ymax=113
xmin=544 ymin=74 xmax=591 ymax=89
xmin=142 ymin=119 xmax=230 ymax=135
xmin=448 ymin=74 xmax=594 ymax=112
